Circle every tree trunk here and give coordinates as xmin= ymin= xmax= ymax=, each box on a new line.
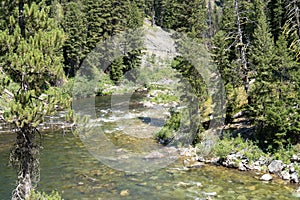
xmin=151 ymin=6 xmax=155 ymax=26
xmin=10 ymin=129 xmax=40 ymax=200
xmin=207 ymin=0 xmax=213 ymax=49
xmin=19 ymin=0 xmax=25 ymax=38
xmin=235 ymin=0 xmax=249 ymax=95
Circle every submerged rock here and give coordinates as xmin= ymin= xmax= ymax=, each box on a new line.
xmin=120 ymin=190 xmax=130 ymax=196
xmin=187 ymin=163 xmax=203 ymax=169
xmin=144 ymin=151 xmax=164 ymax=159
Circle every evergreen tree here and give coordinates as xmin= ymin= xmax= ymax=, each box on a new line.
xmin=213 ymin=0 xmax=255 ymax=123
xmin=269 ymin=33 xmax=300 ymax=145
xmin=155 ymin=0 xmax=207 ymax=39
xmin=267 ymin=0 xmax=286 ymax=41
xmin=0 ymin=1 xmax=68 ymax=198
xmin=62 ymin=0 xmax=88 ymax=77
xmin=103 ymin=0 xmax=144 ymax=83
xmin=248 ymin=2 xmax=296 ymax=147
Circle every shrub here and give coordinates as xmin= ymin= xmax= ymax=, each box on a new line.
xmin=155 ymin=109 xmax=181 ymax=144
xmin=211 ymin=134 xmax=266 ymax=162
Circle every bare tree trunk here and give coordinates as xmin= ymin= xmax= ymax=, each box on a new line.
xmin=207 ymin=0 xmax=213 ymax=49
xmin=290 ymin=0 xmax=300 ymax=37
xmin=151 ymin=5 xmax=155 ymax=26
xmin=10 ymin=129 xmax=40 ymax=200
xmin=19 ymin=0 xmax=25 ymax=38
xmin=235 ymin=0 xmax=250 ymax=104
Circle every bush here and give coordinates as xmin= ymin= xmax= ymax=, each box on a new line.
xmin=155 ymin=109 xmax=181 ymax=144
xmin=272 ymin=144 xmax=297 ymax=164
xmin=212 ymin=134 xmax=266 ymax=162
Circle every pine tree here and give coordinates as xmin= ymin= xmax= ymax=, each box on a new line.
xmin=155 ymin=0 xmax=207 ymax=39
xmin=249 ymin=1 xmax=283 ymax=147
xmin=262 ymin=33 xmax=300 ymax=146
xmin=0 ymin=1 xmax=68 ymax=199
xmin=103 ymin=0 xmax=144 ymax=83
xmin=267 ymin=0 xmax=286 ymax=41
xmin=212 ymin=0 xmax=255 ymax=123
xmin=62 ymin=0 xmax=88 ymax=77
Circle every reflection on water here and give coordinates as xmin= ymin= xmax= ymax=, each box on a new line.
xmin=0 ymin=95 xmax=299 ymax=199
xmin=0 ymin=131 xmax=299 ymax=200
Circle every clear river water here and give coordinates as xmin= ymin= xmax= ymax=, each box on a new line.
xmin=0 ymin=95 xmax=299 ymax=200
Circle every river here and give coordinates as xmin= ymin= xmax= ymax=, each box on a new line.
xmin=0 ymin=95 xmax=299 ymax=199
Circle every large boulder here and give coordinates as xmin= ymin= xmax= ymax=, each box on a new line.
xmin=268 ymin=160 xmax=284 ymax=174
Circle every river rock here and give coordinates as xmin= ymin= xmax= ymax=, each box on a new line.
xmin=289 ymin=165 xmax=296 ymax=173
xmin=120 ymin=190 xmax=130 ymax=196
xmin=202 ymin=191 xmax=217 ymax=196
xmin=197 ymin=157 xmax=206 ymax=162
xmin=253 ymin=165 xmax=262 ymax=171
xmin=222 ymin=154 xmax=239 ymax=168
xmin=280 ymin=170 xmax=290 ymax=180
xmin=291 ymin=155 xmax=300 ymax=163
xmin=268 ymin=160 xmax=284 ymax=174
xmin=144 ymin=151 xmax=164 ymax=159
xmin=260 ymin=173 xmax=273 ymax=181
xmin=238 ymin=162 xmax=247 ymax=171
xmin=187 ymin=163 xmax=203 ymax=169
xmin=144 ymin=101 xmax=155 ymax=108
xmin=290 ymin=172 xmax=299 ymax=183
xmin=180 ymin=147 xmax=197 ymax=157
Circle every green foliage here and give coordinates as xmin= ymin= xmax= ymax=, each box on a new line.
xmin=151 ymin=92 xmax=178 ymax=104
xmin=155 ymin=0 xmax=207 ymax=39
xmin=272 ymin=144 xmax=297 ymax=164
xmin=61 ymin=0 xmax=144 ymax=79
xmin=249 ymin=6 xmax=300 ymax=148
xmin=62 ymin=0 xmax=88 ymax=77
xmin=28 ymin=190 xmax=63 ymax=200
xmin=96 ymin=72 xmax=115 ymax=96
xmin=0 ymin=1 xmax=69 ymax=130
xmin=0 ymin=2 xmax=71 ymax=198
xmin=212 ymin=134 xmax=266 ymax=162
xmin=155 ymin=109 xmax=181 ymax=143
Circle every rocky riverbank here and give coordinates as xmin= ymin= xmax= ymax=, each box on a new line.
xmin=179 ymin=145 xmax=300 ymax=193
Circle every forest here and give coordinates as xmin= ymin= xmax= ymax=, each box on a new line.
xmin=0 ymin=0 xmax=299 ymax=199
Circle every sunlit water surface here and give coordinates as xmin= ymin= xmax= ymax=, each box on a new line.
xmin=0 ymin=95 xmax=299 ymax=199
